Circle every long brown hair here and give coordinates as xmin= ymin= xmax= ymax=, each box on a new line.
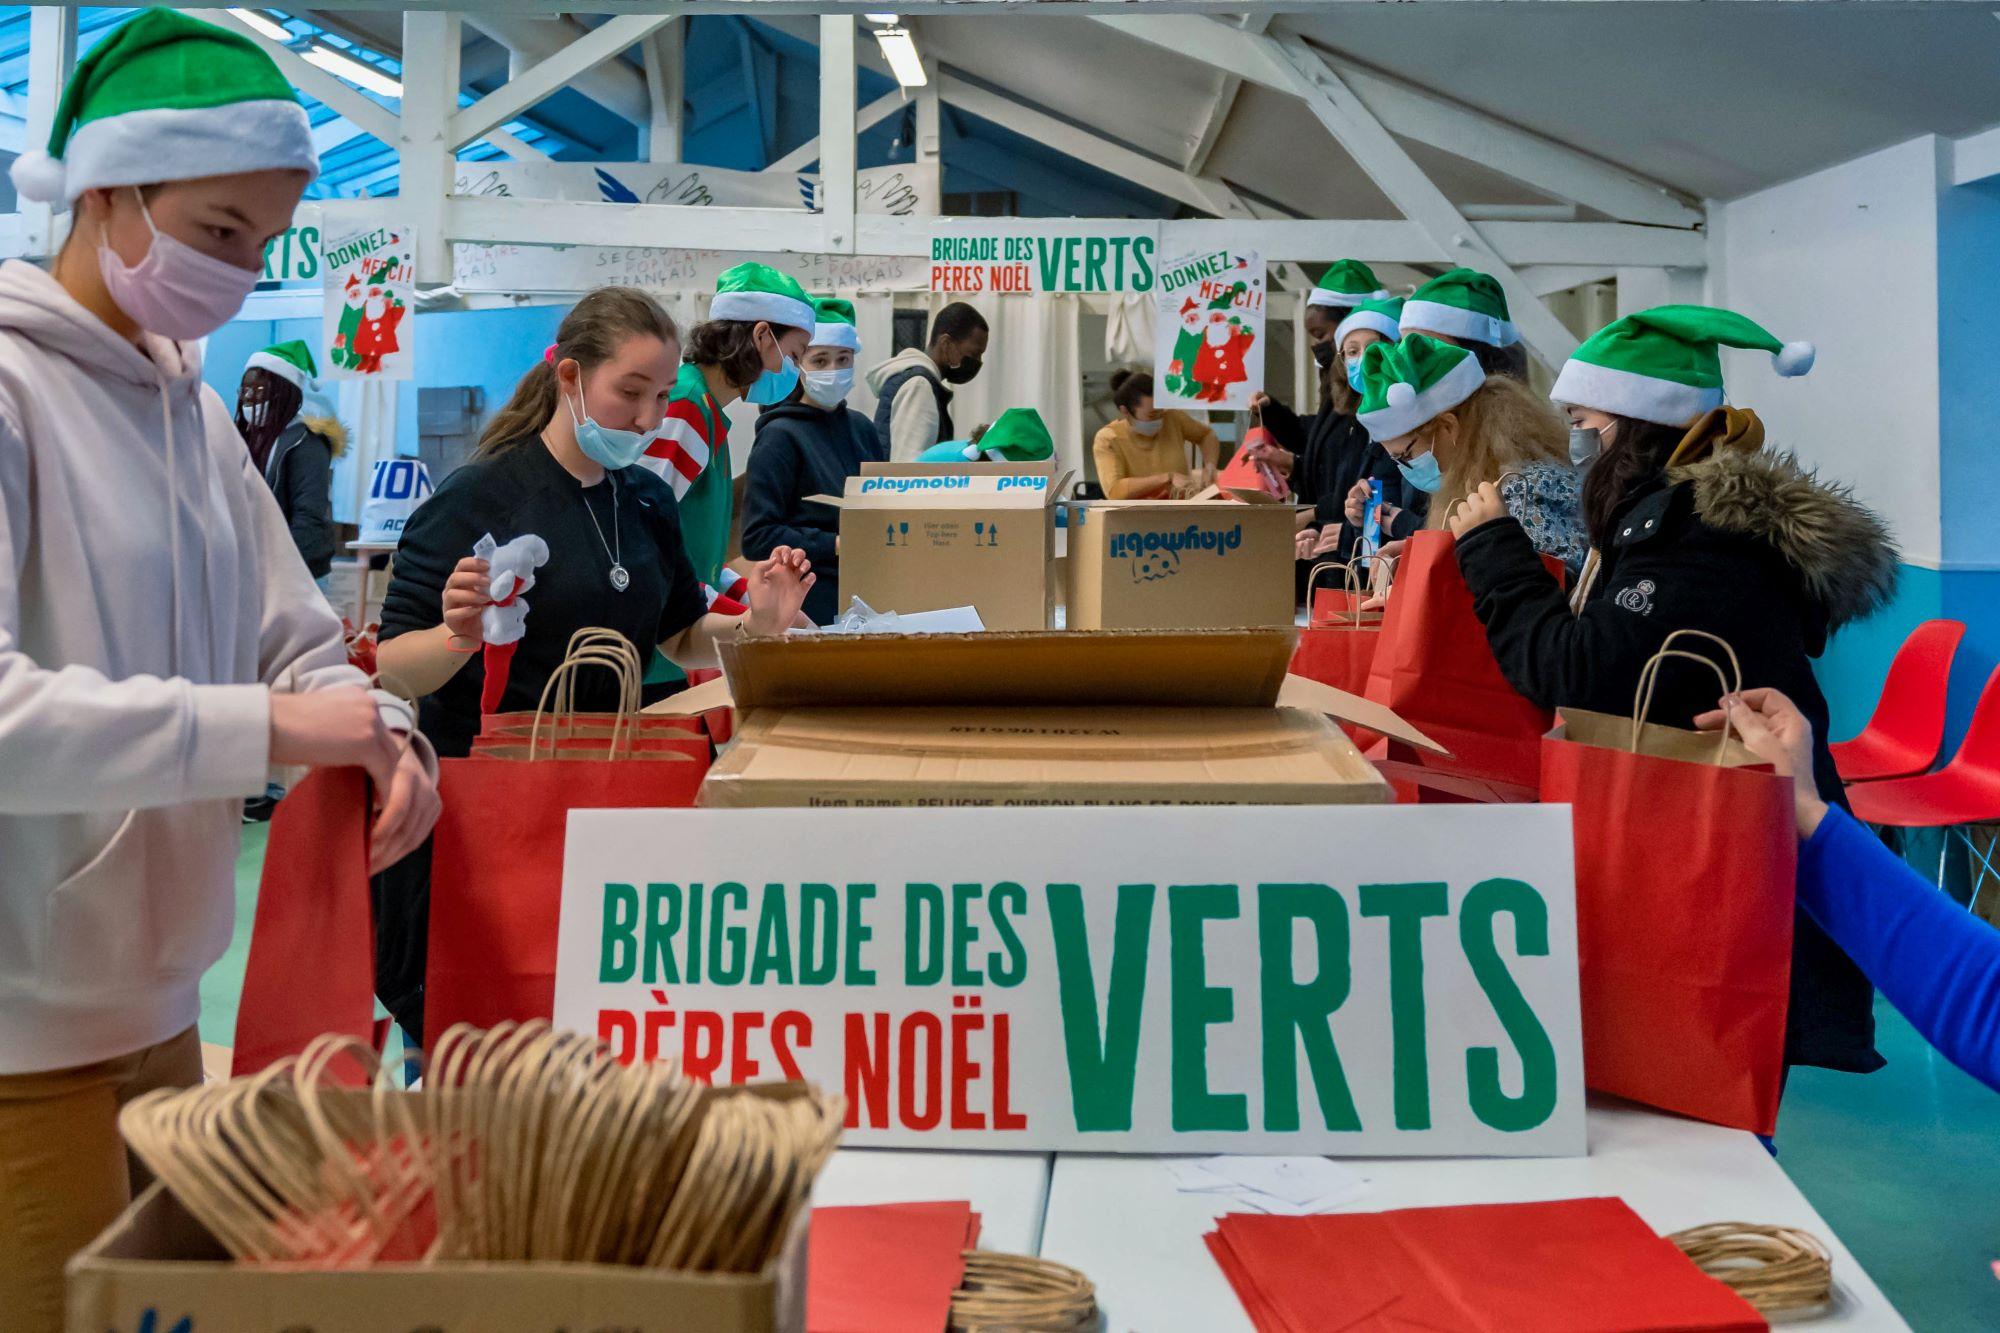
xmin=478 ymin=287 xmax=678 ymax=454
xmin=1582 ymin=415 xmax=1685 ymax=548
xmin=1422 ymin=374 xmax=1568 ymax=526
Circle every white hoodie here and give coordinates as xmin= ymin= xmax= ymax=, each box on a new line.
xmin=0 ymin=260 xmax=379 ymax=1073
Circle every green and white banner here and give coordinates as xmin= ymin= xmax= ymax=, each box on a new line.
xmin=553 ymin=807 xmax=1584 ymax=1156
xmin=929 ymin=220 xmax=1163 ymax=295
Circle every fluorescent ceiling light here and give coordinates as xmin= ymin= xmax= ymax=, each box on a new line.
xmin=874 ymin=27 xmax=927 ymax=88
xmin=227 ymin=8 xmax=293 ymax=44
xmin=864 ymin=12 xmax=899 ymax=23
xmin=303 ymin=42 xmax=403 ymax=98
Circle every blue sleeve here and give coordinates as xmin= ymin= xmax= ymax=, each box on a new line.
xmin=1799 ymin=806 xmax=2000 ymax=1090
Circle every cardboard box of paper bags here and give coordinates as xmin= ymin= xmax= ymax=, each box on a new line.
xmin=647 ymin=627 xmax=1446 ymax=809
xmin=811 ymin=460 xmax=1064 ymax=632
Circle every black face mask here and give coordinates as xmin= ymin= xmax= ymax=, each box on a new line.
xmin=1310 ymin=341 xmax=1336 ymax=370
xmin=942 ymin=353 xmax=982 ymax=385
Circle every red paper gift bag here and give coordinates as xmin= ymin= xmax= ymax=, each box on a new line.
xmin=1540 ymin=632 xmax=1796 ymax=1134
xmin=1291 ymin=566 xmax=1382 ymax=721
xmin=425 ymin=747 xmax=706 ymax=1038
xmin=1363 ymin=528 xmax=1557 ymax=790
xmin=233 ymin=767 xmax=379 ymax=1075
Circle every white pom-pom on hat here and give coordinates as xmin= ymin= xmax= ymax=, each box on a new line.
xmin=961 ymin=443 xmax=981 ymax=461
xmin=1774 ymin=341 xmax=1815 ymax=377
xmin=1386 ymin=382 xmax=1416 ymax=408
xmin=10 ymin=151 xmax=66 ymax=205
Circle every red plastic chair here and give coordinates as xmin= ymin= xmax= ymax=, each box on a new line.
xmin=1830 ymin=619 xmax=1965 ymax=783
xmin=1849 ymin=664 xmax=2000 ymax=910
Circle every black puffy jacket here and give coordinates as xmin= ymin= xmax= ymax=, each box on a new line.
xmin=1456 ymin=448 xmax=1899 ymax=1074
xmin=744 ymin=400 xmax=886 ymax=624
xmin=262 ymin=418 xmax=340 ymax=579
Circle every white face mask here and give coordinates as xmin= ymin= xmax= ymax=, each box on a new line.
xmin=1128 ymin=417 xmax=1164 ymax=437
xmin=98 ymin=189 xmax=262 ymax=342
xmin=801 ymin=366 xmax=854 ymax=407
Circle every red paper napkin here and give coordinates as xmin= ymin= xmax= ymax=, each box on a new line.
xmin=1208 ymin=1197 xmax=1766 ymax=1333
xmin=808 ymin=1201 xmax=980 ymax=1333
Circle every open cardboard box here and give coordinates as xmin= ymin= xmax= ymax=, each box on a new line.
xmin=68 ymin=1086 xmax=810 ymax=1333
xmin=810 ymin=460 xmax=1067 ymax=631
xmin=647 ymin=628 xmax=1445 ymax=808
xmin=1063 ymin=499 xmax=1296 ymax=630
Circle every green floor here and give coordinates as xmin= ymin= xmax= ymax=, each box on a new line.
xmin=206 ymin=829 xmax=2000 ymax=1329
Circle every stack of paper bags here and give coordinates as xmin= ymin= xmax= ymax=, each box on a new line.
xmin=1207 ymin=1197 xmax=1766 ymax=1331
xmin=807 ymin=1201 xmax=981 ymax=1333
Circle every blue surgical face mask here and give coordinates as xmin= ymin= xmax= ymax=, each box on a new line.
xmin=1128 ymin=416 xmax=1163 ymax=437
xmin=566 ymin=390 xmax=654 ymax=471
xmin=802 ymin=365 xmax=854 ymax=408
xmin=1569 ymin=425 xmax=1603 ymax=471
xmin=1396 ymin=447 xmax=1443 ymax=494
xmin=746 ymin=353 xmax=800 ymax=406
xmin=1345 ymin=357 xmax=1366 ymax=394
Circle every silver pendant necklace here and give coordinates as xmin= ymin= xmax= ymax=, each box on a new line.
xmin=581 ymin=473 xmax=630 ymax=592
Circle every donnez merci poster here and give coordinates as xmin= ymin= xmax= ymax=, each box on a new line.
xmin=553 ymin=806 xmax=1584 ymax=1156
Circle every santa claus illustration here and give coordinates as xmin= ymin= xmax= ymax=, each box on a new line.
xmin=1165 ymin=296 xmax=1204 ymax=399
xmin=351 ymin=279 xmax=406 ymax=375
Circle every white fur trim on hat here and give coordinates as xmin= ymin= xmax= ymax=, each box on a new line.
xmin=1357 ymin=352 xmax=1487 ymax=442
xmin=1334 ymin=307 xmax=1400 ymax=347
xmin=710 ymin=290 xmax=816 ymax=331
xmin=811 ymin=321 xmax=861 ymax=351
xmin=1550 ymin=357 xmax=1722 ymax=427
xmin=1399 ymin=298 xmax=1517 ymax=349
xmin=55 ymin=100 xmax=317 ymax=205
xmin=1306 ymin=285 xmax=1388 ymax=311
xmin=245 ymin=350 xmax=314 ymax=391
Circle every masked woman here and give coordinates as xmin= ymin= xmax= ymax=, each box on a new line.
xmin=1448 ymin=305 xmax=1895 ymax=1078
xmin=235 ymin=339 xmax=343 ymax=586
xmin=0 ymin=14 xmax=438 ymax=1325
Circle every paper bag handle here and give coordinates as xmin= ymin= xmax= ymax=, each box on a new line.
xmin=1630 ymin=630 xmax=1744 ymax=763
xmin=533 ymin=652 xmax=639 ymax=760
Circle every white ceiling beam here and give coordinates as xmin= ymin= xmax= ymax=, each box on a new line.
xmin=1261 ymin=35 xmax=1579 ymax=367
xmin=819 ymin=15 xmax=858 ymax=253
xmin=461 ymin=12 xmax=652 ymax=126
xmin=189 ymin=9 xmax=399 ymax=147
xmin=1463 ymin=204 xmax=1577 ymax=222
xmin=1950 ymin=121 xmax=2000 ymax=186
xmin=1184 ymin=12 xmax=1269 ymax=178
xmin=448 ymin=196 xmax=833 ymax=254
xmin=20 ymin=7 xmax=76 ymax=257
xmin=473 ymin=124 xmax=553 ymax=163
xmin=640 ymin=24 xmax=684 ymax=162
xmin=766 ymin=91 xmax=907 ymax=174
xmin=1092 ymin=14 xmax=1702 ymax=229
xmin=1156 ymin=218 xmax=1703 ymax=268
xmin=451 ymin=15 xmax=676 ymax=152
xmin=1520 ymin=266 xmax=1618 ymax=298
xmin=312 ymin=118 xmax=362 ymax=157
xmin=403 ymin=12 xmax=459 ymax=284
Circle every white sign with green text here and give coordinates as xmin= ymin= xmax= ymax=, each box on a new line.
xmin=553 ymin=806 xmax=1583 ymax=1156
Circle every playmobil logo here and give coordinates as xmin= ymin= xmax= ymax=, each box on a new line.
xmin=860 ymin=475 xmax=972 ymax=494
xmin=1109 ymin=524 xmax=1244 ymax=561
xmin=996 ymin=475 xmax=1048 ymax=492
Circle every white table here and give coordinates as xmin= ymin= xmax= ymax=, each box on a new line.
xmin=811 ymin=1149 xmax=1054 ymax=1256
xmin=1038 ymin=1101 xmax=1908 ymax=1332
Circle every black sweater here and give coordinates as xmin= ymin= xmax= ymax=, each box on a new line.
xmin=743 ymin=400 xmax=885 ymax=624
xmin=1455 ymin=450 xmax=1901 ymax=1075
xmin=263 ymin=422 xmax=337 ymax=579
xmin=378 ymin=438 xmax=711 ymax=760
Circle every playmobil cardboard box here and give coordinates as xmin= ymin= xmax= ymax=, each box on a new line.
xmin=811 ymin=408 xmax=1065 ymax=631
xmin=1064 ymin=496 xmax=1295 ymax=630
xmin=646 ymin=628 xmax=1446 ymax=808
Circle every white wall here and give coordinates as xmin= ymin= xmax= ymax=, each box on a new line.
xmin=1708 ymin=135 xmax=1942 ymax=566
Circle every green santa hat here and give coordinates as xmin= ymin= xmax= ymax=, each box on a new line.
xmin=1306 ymin=259 xmax=1389 ymax=311
xmin=710 ymin=262 xmax=815 ymax=332
xmin=1400 ymin=267 xmax=1517 ymax=348
xmin=11 ymin=9 xmax=317 ymax=207
xmin=810 ymin=297 xmax=860 ymax=352
xmin=1551 ymin=304 xmax=1815 ymax=426
xmin=1356 ymin=334 xmax=1487 ymax=442
xmin=1333 ymin=297 xmax=1403 ymax=350
xmin=246 ymin=339 xmax=319 ymax=392
xmin=917 ymin=407 xmax=1055 ymax=464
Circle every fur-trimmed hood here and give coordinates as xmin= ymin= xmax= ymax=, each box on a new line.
xmin=1672 ymin=448 xmax=1897 ymax=631
xmin=299 ymin=411 xmax=347 ymax=458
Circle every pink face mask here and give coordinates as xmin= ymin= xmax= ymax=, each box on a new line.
xmin=98 ymin=190 xmax=261 ymax=341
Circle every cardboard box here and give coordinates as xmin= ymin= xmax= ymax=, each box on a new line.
xmin=71 ymin=1080 xmax=809 ymax=1333
xmin=1064 ymin=499 xmax=1296 ymax=630
xmin=649 ymin=629 xmax=1447 ymax=808
xmin=816 ymin=461 xmax=1062 ymax=631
